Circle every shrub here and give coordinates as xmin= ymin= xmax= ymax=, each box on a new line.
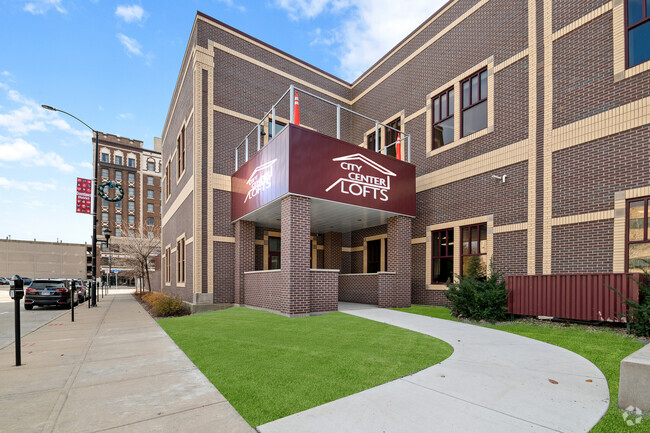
xmin=445 ymin=260 xmax=509 ymax=322
xmin=151 ymin=294 xmax=189 ymax=317
xmin=611 ymin=266 xmax=650 ymax=337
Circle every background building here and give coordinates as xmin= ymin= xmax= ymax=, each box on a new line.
xmin=0 ymin=238 xmax=91 ymax=279
xmin=93 ymin=133 xmax=162 ymax=285
xmin=161 ymin=1 xmax=650 ymax=309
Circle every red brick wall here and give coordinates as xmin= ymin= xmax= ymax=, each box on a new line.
xmin=244 ymin=270 xmax=285 ymax=312
xmin=339 ymin=274 xmax=379 ymax=304
xmin=281 ymin=195 xmax=311 ymax=316
xmin=310 ymin=270 xmax=338 ymax=313
xmin=387 ymin=216 xmax=411 ymax=308
xmin=378 ymin=272 xmax=397 ymax=308
xmin=234 ymin=220 xmax=255 ymax=304
xmin=552 ymin=220 xmax=614 ymax=274
xmin=493 ymin=230 xmax=527 ymax=275
xmin=324 ymin=231 xmax=342 ymax=269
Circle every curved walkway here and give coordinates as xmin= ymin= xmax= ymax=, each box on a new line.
xmin=258 ymin=303 xmax=610 ymax=433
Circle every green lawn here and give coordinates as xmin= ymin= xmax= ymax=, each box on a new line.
xmin=393 ymin=305 xmax=647 ymax=432
xmin=158 ymin=307 xmax=453 ymax=426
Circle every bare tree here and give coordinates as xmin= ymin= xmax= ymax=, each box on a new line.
xmin=120 ymin=227 xmax=160 ymax=292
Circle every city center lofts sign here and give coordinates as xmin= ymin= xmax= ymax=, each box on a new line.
xmin=231 ymin=125 xmax=415 ymax=222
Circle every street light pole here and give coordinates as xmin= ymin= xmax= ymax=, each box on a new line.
xmin=41 ymin=105 xmax=100 ymax=307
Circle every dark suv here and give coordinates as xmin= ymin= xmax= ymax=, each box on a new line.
xmin=24 ymin=279 xmax=78 ymax=310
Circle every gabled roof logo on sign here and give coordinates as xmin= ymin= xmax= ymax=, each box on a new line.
xmin=245 ymin=159 xmax=277 ymax=203
xmin=326 ymin=153 xmax=396 ymax=202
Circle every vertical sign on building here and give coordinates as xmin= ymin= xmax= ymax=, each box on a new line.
xmin=76 ymin=178 xmax=92 ymax=214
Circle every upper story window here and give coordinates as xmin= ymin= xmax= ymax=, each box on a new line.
xmin=128 ymin=158 xmax=136 ymax=168
xmin=101 ymin=198 xmax=109 ymax=207
xmin=177 ymin=125 xmax=186 ymax=180
xmin=385 ymin=118 xmax=401 ymax=158
xmin=101 ymin=212 xmax=109 ymax=222
xmin=147 ymin=189 xmax=154 ymax=199
xmin=177 ymin=237 xmax=186 ymax=283
xmin=147 ymin=175 xmax=154 ymax=186
xmin=115 ymin=170 xmax=122 ymax=181
xmin=366 ymin=129 xmax=381 ymax=151
xmin=115 ymin=228 xmax=121 ymax=237
xmin=165 ymin=160 xmax=171 ymax=200
xmin=626 ymin=0 xmax=650 ymax=67
xmin=147 ymin=217 xmax=154 ymax=226
xmin=627 ymin=196 xmax=650 ymax=272
xmin=101 ymin=168 xmax=109 ymax=178
xmin=148 ymin=161 xmax=156 ymax=172
xmin=461 ymin=68 xmax=488 ymax=137
xmin=128 ymin=187 xmax=135 ymax=197
xmin=128 ymin=201 xmax=135 ymax=210
xmin=115 ymin=201 xmax=122 ymax=209
xmin=128 ymin=172 xmax=135 ymax=183
xmin=128 ymin=215 xmax=135 ymax=225
xmin=101 ymin=153 xmax=109 ymax=163
xmin=147 ymin=203 xmax=154 ymax=213
xmin=432 ymin=87 xmax=454 ymax=150
xmin=114 ymin=155 xmax=123 ymax=165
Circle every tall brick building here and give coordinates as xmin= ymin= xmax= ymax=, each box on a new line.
xmin=94 ymin=133 xmax=162 ymax=283
xmin=160 ymin=1 xmax=650 ymax=315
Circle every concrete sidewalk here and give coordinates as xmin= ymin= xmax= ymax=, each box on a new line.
xmin=259 ymin=303 xmax=610 ymax=433
xmin=0 ymin=293 xmax=253 ymax=433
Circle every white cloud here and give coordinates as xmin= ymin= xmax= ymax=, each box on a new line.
xmin=0 ymin=88 xmax=90 ymax=139
xmin=23 ymin=0 xmax=66 ymax=15
xmin=0 ymin=177 xmax=57 ymax=192
xmin=117 ymin=33 xmax=143 ymax=56
xmin=118 ymin=113 xmax=133 ymax=119
xmin=0 ymin=137 xmax=74 ymax=173
xmin=1 ymin=71 xmax=10 ymax=77
xmin=275 ymin=0 xmax=446 ymax=81
xmin=77 ymin=161 xmax=93 ymax=169
xmin=115 ymin=5 xmax=146 ymax=23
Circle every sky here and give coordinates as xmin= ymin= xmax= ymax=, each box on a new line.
xmin=0 ymin=0 xmax=445 ymax=244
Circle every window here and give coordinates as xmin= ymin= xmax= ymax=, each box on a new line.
xmin=461 ymin=69 xmax=488 ymax=137
xmin=115 ymin=228 xmax=121 ymax=237
xmin=128 ymin=201 xmax=135 ymax=210
xmin=432 ymin=88 xmax=454 ymax=150
xmin=115 ymin=201 xmax=122 ymax=209
xmin=114 ymin=155 xmax=123 ymax=165
xmin=102 ymin=212 xmax=108 ymax=222
xmin=147 ymin=217 xmax=154 ymax=226
xmin=385 ymin=118 xmax=401 ymax=158
xmin=177 ymin=126 xmax=185 ymax=179
xmin=128 ymin=187 xmax=135 ymax=197
xmin=101 ymin=198 xmax=109 ymax=207
xmin=148 ymin=161 xmax=156 ymax=172
xmin=165 ymin=161 xmax=171 ymax=199
xmin=147 ymin=175 xmax=154 ymax=185
xmin=165 ymin=247 xmax=171 ymax=284
xmin=626 ymin=0 xmax=650 ymax=68
xmin=267 ymin=119 xmax=286 ymax=140
xmin=627 ymin=197 xmax=650 ymax=272
xmin=128 ymin=158 xmax=135 ymax=168
xmin=147 ymin=231 xmax=154 ymax=239
xmin=101 ymin=153 xmax=109 ymax=163
xmin=115 ymin=171 xmax=122 ymax=181
xmin=177 ymin=238 xmax=186 ymax=283
xmin=147 ymin=203 xmax=154 ymax=213
xmin=115 ymin=214 xmax=122 ymax=223
xmin=128 ymin=215 xmax=135 ymax=225
xmin=461 ymin=223 xmax=487 ymax=276
xmin=431 ymin=229 xmax=454 ymax=283
xmin=147 ymin=189 xmax=154 ymax=199
xmin=268 ymin=236 xmax=281 ymax=270
xmin=101 ymin=168 xmax=109 ymax=178
xmin=366 ymin=129 xmax=380 ymax=151
xmin=128 ymin=172 xmax=135 ymax=183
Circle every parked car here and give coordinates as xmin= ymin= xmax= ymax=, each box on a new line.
xmin=0 ymin=277 xmax=9 ymax=285
xmin=24 ymin=279 xmax=78 ymax=310
xmin=71 ymin=279 xmax=87 ymax=302
xmin=22 ymin=277 xmax=32 ymax=286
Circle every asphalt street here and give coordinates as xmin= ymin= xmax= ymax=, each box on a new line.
xmin=0 ymin=288 xmax=68 ymax=350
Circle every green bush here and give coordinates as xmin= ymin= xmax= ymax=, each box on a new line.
xmin=612 ymin=266 xmax=650 ymax=337
xmin=445 ymin=260 xmax=509 ymax=322
xmin=151 ymin=294 xmax=189 ymax=317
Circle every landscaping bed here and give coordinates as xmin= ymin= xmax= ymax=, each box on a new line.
xmin=158 ymin=307 xmax=453 ymax=426
xmin=393 ymin=305 xmax=648 ymax=433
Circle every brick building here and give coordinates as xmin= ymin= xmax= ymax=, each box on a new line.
xmin=94 ymin=133 xmax=162 ymax=284
xmin=160 ymin=1 xmax=650 ymax=315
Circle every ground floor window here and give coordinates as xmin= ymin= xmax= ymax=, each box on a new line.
xmin=431 ymin=228 xmax=454 ymax=283
xmin=177 ymin=238 xmax=185 ymax=283
xmin=268 ymin=236 xmax=281 ymax=270
xmin=628 ymin=196 xmax=650 ymax=272
xmin=165 ymin=246 xmax=171 ymax=284
xmin=366 ymin=238 xmax=387 ymax=273
xmin=461 ymin=223 xmax=487 ymax=276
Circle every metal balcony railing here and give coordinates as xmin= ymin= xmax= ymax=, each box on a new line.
xmin=234 ymin=84 xmax=411 ymax=171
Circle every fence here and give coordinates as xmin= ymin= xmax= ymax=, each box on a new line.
xmin=506 ymin=273 xmax=642 ymax=322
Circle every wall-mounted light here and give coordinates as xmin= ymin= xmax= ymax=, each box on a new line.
xmin=492 ymin=174 xmax=507 ymax=183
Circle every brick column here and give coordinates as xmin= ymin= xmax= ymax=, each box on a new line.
xmin=324 ymin=231 xmax=342 ymax=270
xmin=281 ymin=195 xmax=311 ymax=316
xmin=385 ymin=215 xmax=412 ymax=308
xmin=234 ymin=220 xmax=255 ymax=305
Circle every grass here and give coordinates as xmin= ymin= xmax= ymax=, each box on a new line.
xmin=158 ymin=307 xmax=453 ymax=426
xmin=393 ymin=305 xmax=647 ymax=432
